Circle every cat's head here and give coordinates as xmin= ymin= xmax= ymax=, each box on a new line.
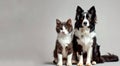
xmin=56 ymin=19 xmax=73 ymax=35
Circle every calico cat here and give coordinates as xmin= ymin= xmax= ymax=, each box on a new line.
xmin=53 ymin=19 xmax=76 ymax=66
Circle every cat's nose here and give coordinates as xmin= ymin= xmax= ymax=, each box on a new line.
xmin=61 ymin=32 xmax=65 ymax=34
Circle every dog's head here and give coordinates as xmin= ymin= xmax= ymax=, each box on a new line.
xmin=75 ymin=6 xmax=97 ymax=32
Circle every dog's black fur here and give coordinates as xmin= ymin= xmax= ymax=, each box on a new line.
xmin=92 ymin=37 xmax=119 ymax=63
xmin=72 ymin=6 xmax=119 ymax=64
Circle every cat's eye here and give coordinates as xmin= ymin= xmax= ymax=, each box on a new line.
xmin=60 ymin=27 xmax=62 ymax=30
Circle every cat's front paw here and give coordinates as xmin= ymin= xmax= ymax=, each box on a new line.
xmin=86 ymin=63 xmax=92 ymax=66
xmin=77 ymin=63 xmax=83 ymax=66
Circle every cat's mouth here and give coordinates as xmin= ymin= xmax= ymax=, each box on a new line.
xmin=61 ymin=32 xmax=65 ymax=35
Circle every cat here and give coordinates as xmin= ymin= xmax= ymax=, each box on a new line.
xmin=53 ymin=19 xmax=76 ymax=66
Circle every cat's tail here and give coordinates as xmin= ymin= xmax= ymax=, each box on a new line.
xmin=101 ymin=53 xmax=119 ymax=62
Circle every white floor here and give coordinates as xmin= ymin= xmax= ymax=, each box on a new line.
xmin=42 ymin=61 xmax=120 ymax=66
xmin=0 ymin=59 xmax=119 ymax=66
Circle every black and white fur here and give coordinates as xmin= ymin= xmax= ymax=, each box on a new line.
xmin=73 ymin=6 xmax=119 ymax=66
xmin=74 ymin=6 xmax=96 ymax=66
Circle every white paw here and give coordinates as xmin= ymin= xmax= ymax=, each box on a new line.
xmin=67 ymin=62 xmax=72 ymax=66
xmin=72 ymin=60 xmax=77 ymax=64
xmin=77 ymin=63 xmax=83 ymax=66
xmin=57 ymin=65 xmax=62 ymax=66
xmin=86 ymin=63 xmax=92 ymax=66
xmin=57 ymin=62 xmax=62 ymax=66
xmin=92 ymin=61 xmax=96 ymax=65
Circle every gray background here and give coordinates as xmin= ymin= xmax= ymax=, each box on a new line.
xmin=0 ymin=0 xmax=119 ymax=66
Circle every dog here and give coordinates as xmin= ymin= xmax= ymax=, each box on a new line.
xmin=72 ymin=6 xmax=119 ymax=66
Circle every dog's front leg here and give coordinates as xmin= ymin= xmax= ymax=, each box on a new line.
xmin=86 ymin=46 xmax=92 ymax=66
xmin=77 ymin=44 xmax=83 ymax=66
xmin=77 ymin=54 xmax=83 ymax=66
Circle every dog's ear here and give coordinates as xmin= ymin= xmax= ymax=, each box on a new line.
xmin=76 ymin=6 xmax=84 ymax=13
xmin=88 ymin=6 xmax=96 ymax=14
xmin=75 ymin=6 xmax=84 ymax=20
xmin=88 ymin=6 xmax=97 ymax=22
xmin=97 ymin=45 xmax=100 ymax=49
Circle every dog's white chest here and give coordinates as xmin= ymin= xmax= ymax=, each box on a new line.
xmin=77 ymin=35 xmax=93 ymax=51
xmin=75 ymin=29 xmax=96 ymax=51
xmin=79 ymin=34 xmax=93 ymax=45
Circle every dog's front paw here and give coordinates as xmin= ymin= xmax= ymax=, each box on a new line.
xmin=57 ymin=62 xmax=62 ymax=66
xmin=57 ymin=64 xmax=62 ymax=66
xmin=67 ymin=62 xmax=72 ymax=66
xmin=92 ymin=61 xmax=96 ymax=65
xmin=77 ymin=63 xmax=83 ymax=66
xmin=86 ymin=63 xmax=92 ymax=66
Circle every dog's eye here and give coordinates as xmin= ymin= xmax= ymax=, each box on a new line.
xmin=80 ymin=18 xmax=83 ymax=21
xmin=88 ymin=18 xmax=91 ymax=21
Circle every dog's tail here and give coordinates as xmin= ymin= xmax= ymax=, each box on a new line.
xmin=101 ymin=53 xmax=119 ymax=62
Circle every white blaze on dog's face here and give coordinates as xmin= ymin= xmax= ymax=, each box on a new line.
xmin=82 ymin=13 xmax=90 ymax=27
xmin=75 ymin=6 xmax=96 ymax=32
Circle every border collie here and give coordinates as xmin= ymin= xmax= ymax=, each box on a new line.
xmin=72 ymin=6 xmax=119 ymax=66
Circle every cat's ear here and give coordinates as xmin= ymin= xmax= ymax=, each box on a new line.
xmin=66 ymin=19 xmax=72 ymax=25
xmin=56 ymin=19 xmax=61 ymax=25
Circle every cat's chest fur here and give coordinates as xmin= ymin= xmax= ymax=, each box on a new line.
xmin=57 ymin=34 xmax=72 ymax=57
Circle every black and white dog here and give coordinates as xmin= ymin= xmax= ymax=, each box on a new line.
xmin=72 ymin=6 xmax=119 ymax=66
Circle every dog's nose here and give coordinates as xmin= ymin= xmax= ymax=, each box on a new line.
xmin=83 ymin=22 xmax=87 ymax=26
